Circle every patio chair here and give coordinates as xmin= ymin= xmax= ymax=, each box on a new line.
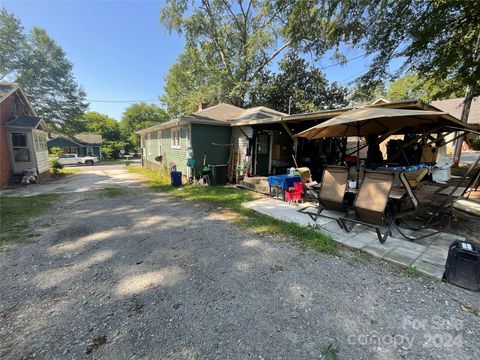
xmin=298 ymin=165 xmax=349 ymax=229
xmin=339 ymin=170 xmax=423 ymax=243
xmin=285 ymin=182 xmax=304 ymax=205
xmin=339 ymin=170 xmax=395 ymax=243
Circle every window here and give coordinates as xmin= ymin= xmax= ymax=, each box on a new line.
xmin=11 ymin=133 xmax=30 ymax=162
xmin=171 ymin=128 xmax=181 ymax=149
xmin=87 ymin=147 xmax=93 ymax=156
xmin=147 ymin=133 xmax=152 ymax=156
xmin=157 ymin=131 xmax=162 ymax=156
xmin=34 ymin=133 xmax=47 ymax=152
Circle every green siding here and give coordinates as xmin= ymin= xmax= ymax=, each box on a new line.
xmin=143 ymin=123 xmax=231 ymax=177
xmin=144 ymin=126 xmax=189 ymax=175
xmin=191 ymin=124 xmax=231 ymax=175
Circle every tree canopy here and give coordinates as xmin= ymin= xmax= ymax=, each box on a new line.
xmin=0 ymin=8 xmax=88 ymax=129
xmin=119 ymin=102 xmax=170 ymax=149
xmin=385 ymin=74 xmax=464 ymax=102
xmin=251 ymin=52 xmax=348 ymax=114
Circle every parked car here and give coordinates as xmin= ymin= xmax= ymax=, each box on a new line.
xmin=57 ymin=154 xmax=99 ymax=166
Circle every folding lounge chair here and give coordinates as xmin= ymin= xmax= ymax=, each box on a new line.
xmin=299 ymin=166 xmax=348 ymax=229
xmin=339 ymin=170 xmax=396 ymax=243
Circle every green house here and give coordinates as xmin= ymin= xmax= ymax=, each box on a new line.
xmin=48 ymin=134 xmax=103 ymax=159
xmin=137 ymin=103 xmax=288 ymax=181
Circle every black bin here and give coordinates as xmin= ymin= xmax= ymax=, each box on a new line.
xmin=444 ymin=240 xmax=480 ymax=292
xmin=208 ymin=164 xmax=227 ymax=185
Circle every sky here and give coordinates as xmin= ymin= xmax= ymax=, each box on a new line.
xmin=2 ymin=0 xmax=378 ymax=120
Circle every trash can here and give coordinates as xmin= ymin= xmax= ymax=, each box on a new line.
xmin=444 ymin=240 xmax=480 ymax=291
xmin=170 ymin=171 xmax=182 ymax=187
xmin=208 ymin=164 xmax=227 ymax=185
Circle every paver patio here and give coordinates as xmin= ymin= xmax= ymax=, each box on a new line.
xmin=243 ymin=197 xmax=465 ymax=279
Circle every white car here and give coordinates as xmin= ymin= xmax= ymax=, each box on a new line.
xmin=57 ymin=154 xmax=99 ymax=166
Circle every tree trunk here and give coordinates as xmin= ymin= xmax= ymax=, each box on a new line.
xmin=452 ymin=86 xmax=475 ymax=167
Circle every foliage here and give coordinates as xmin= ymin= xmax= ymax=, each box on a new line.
xmin=48 ymin=146 xmax=63 ymax=158
xmin=472 ymin=139 xmax=480 ymax=151
xmin=160 ymin=0 xmax=293 ymax=110
xmin=251 ymin=52 xmax=348 ymax=114
xmin=49 ymin=159 xmax=63 ymax=174
xmin=284 ymin=1 xmax=480 ymax=98
xmin=386 ymin=74 xmax=464 ymax=102
xmin=126 ymin=165 xmax=339 ymax=255
xmin=321 ymin=343 xmax=339 ymax=360
xmin=119 ymin=102 xmax=169 ymax=150
xmin=101 ymin=187 xmax=127 ymax=197
xmin=0 ymin=8 xmax=88 ymax=129
xmin=0 ymin=194 xmax=59 ymax=251
xmin=348 ymin=82 xmax=386 ymax=106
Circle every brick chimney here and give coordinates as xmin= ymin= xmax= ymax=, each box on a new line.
xmin=197 ymin=102 xmax=207 ymax=111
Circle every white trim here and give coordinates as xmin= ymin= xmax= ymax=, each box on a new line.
xmin=268 ymin=131 xmax=273 ymax=174
xmin=157 ymin=130 xmax=162 ymax=156
xmin=171 ymin=127 xmax=181 ymax=149
xmin=147 ymin=133 xmax=152 ymax=156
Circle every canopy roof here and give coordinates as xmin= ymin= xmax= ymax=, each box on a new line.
xmin=296 ymin=108 xmax=475 ymax=139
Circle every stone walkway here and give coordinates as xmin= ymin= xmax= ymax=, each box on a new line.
xmin=244 ymin=198 xmax=465 ymax=279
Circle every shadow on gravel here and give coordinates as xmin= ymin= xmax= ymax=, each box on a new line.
xmin=0 ymin=191 xmax=479 ymax=359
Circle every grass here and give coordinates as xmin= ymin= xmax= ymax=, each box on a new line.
xmin=0 ymin=194 xmax=59 ymax=251
xmin=321 ymin=343 xmax=339 ymax=360
xmin=126 ymin=166 xmax=339 ymax=256
xmin=450 ymin=165 xmax=480 ymax=177
xmin=406 ymin=265 xmax=419 ymax=277
xmin=56 ymin=168 xmax=81 ymax=175
xmin=101 ymin=187 xmax=127 ymax=197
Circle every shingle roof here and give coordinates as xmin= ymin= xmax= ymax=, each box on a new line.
xmin=431 ymin=97 xmax=480 ymax=125
xmin=74 ymin=134 xmax=103 ymax=145
xmin=185 ymin=103 xmax=245 ymax=122
xmin=5 ymin=115 xmax=42 ymax=128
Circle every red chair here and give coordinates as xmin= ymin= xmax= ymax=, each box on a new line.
xmin=285 ymin=182 xmax=304 ymax=205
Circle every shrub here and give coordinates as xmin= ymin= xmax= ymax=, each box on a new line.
xmin=472 ymin=138 xmax=480 ymax=151
xmin=50 ymin=159 xmax=64 ymax=174
xmin=49 ymin=146 xmax=63 ymax=158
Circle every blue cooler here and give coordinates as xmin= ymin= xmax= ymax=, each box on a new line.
xmin=170 ymin=171 xmax=182 ymax=187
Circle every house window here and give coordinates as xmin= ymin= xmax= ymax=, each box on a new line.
xmin=11 ymin=133 xmax=30 ymax=162
xmin=157 ymin=131 xmax=162 ymax=156
xmin=147 ymin=133 xmax=152 ymax=156
xmin=87 ymin=147 xmax=93 ymax=156
xmin=34 ymin=133 xmax=47 ymax=152
xmin=171 ymin=128 xmax=181 ymax=149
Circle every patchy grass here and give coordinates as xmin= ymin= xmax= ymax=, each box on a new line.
xmin=406 ymin=265 xmax=419 ymax=277
xmin=0 ymin=194 xmax=59 ymax=251
xmin=57 ymin=168 xmax=80 ymax=175
xmin=101 ymin=187 xmax=127 ymax=197
xmin=451 ymin=165 xmax=480 ymax=177
xmin=126 ymin=166 xmax=339 ymax=256
xmin=321 ymin=343 xmax=339 ymax=360
xmin=351 ymin=249 xmax=372 ymax=264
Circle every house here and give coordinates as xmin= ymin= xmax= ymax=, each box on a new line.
xmin=47 ymin=134 xmax=103 ymax=158
xmin=136 ymin=103 xmax=287 ymax=179
xmin=0 ymin=82 xmax=50 ymax=186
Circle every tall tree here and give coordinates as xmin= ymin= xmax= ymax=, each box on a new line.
xmin=251 ymin=52 xmax=348 ymax=114
xmin=0 ymin=8 xmax=88 ymax=129
xmin=160 ymin=0 xmax=292 ymax=108
xmin=284 ymin=0 xmax=480 ymax=164
xmin=386 ymin=74 xmax=464 ymax=102
xmin=119 ymin=102 xmax=170 ymax=150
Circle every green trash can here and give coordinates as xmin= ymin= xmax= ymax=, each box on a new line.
xmin=208 ymin=164 xmax=227 ymax=185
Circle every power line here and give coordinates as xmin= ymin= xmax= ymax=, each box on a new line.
xmin=319 ymin=53 xmax=368 ymax=71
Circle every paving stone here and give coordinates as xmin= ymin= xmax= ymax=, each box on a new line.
xmin=332 ymin=234 xmax=352 ymax=245
xmin=383 ymin=251 xmax=417 ymax=267
xmin=319 ymin=220 xmax=348 ymax=235
xmin=393 ymin=240 xmax=427 ymax=253
xmin=412 ymin=259 xmax=445 ymax=280
xmin=388 ymin=245 xmax=423 ymax=259
xmin=342 ymin=232 xmax=378 ymax=249
xmin=424 ymin=247 xmax=449 ymax=258
xmin=363 ymin=243 xmax=395 ymax=258
xmin=418 ymin=252 xmax=447 ymax=267
xmin=414 ymin=237 xmax=436 ymax=247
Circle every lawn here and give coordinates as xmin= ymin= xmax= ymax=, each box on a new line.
xmin=126 ymin=166 xmax=338 ymax=255
xmin=0 ymin=194 xmax=59 ymax=251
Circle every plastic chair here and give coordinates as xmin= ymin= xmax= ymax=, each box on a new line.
xmin=285 ymin=182 xmax=303 ymax=205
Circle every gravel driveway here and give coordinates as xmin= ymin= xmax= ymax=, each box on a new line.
xmin=1 ymin=185 xmax=479 ymax=359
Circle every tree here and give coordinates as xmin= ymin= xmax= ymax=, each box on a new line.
xmin=119 ymin=103 xmax=170 ymax=150
xmin=283 ymin=0 xmax=480 ymax=165
xmin=251 ymin=52 xmax=348 ymax=114
xmin=160 ymin=0 xmax=292 ymax=108
xmin=386 ymin=74 xmax=464 ymax=102
xmin=0 ymin=8 xmax=88 ymax=129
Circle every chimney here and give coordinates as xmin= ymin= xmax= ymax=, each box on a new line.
xmin=197 ymin=102 xmax=207 ymax=111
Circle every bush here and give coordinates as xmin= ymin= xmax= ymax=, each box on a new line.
xmin=50 ymin=159 xmax=64 ymax=174
xmin=472 ymin=138 xmax=480 ymax=151
xmin=49 ymin=146 xmax=63 ymax=158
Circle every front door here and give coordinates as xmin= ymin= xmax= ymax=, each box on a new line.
xmin=256 ymin=133 xmax=270 ymax=176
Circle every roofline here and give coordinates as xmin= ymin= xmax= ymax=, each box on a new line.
xmin=136 ymin=118 xmax=231 ymax=135
xmin=48 ymin=134 xmax=85 ymax=147
xmin=0 ymin=83 xmax=38 ymax=117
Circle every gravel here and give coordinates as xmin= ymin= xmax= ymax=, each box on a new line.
xmin=1 ymin=187 xmax=479 ymax=359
